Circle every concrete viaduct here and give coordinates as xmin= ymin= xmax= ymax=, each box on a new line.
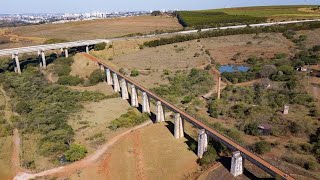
xmin=0 ymin=39 xmax=110 ymax=74
xmin=82 ymin=53 xmax=294 ymax=180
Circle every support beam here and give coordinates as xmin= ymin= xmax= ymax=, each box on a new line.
xmin=37 ymin=50 xmax=42 ymax=68
xmin=217 ymin=76 xmax=221 ymax=99
xmin=197 ymin=129 xmax=208 ymax=158
xmin=41 ymin=50 xmax=46 ymax=69
xmin=142 ymin=92 xmax=150 ymax=113
xmin=174 ymin=113 xmax=184 ymax=139
xmin=120 ymin=78 xmax=129 ymax=100
xmin=230 ymin=151 xmax=244 ymax=177
xmin=64 ymin=48 xmax=69 ymax=58
xmin=112 ymin=73 xmax=120 ymax=92
xmin=86 ymin=45 xmax=89 ymax=54
xmin=100 ymin=64 xmax=105 ymax=71
xmin=105 ymin=69 xmax=113 ymax=85
xmin=13 ymin=53 xmax=21 ymax=74
xmin=156 ymin=101 xmax=165 ymax=123
xmin=130 ymin=84 xmax=139 ymax=107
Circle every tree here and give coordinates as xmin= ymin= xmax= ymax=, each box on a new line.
xmin=198 ymin=146 xmax=219 ymax=166
xmin=94 ymin=42 xmax=106 ymax=51
xmin=253 ymin=141 xmax=271 ymax=154
xmin=130 ymin=69 xmax=140 ymax=77
xmin=88 ymin=69 xmax=106 ymax=86
xmin=65 ymin=144 xmax=88 ymax=162
xmin=244 ymin=122 xmax=259 ymax=136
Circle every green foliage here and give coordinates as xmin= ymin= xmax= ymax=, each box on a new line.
xmin=52 ymin=57 xmax=74 ymax=76
xmin=0 ymin=112 xmax=13 ymax=137
xmin=43 ymin=38 xmax=68 ymax=44
xmin=130 ymin=69 xmax=140 ymax=77
xmin=310 ymin=128 xmax=320 ymax=159
xmin=208 ymin=100 xmax=218 ymax=118
xmin=87 ymin=69 xmax=106 ymax=86
xmin=181 ymin=96 xmax=193 ymax=104
xmin=108 ymin=109 xmax=149 ymax=130
xmin=57 ymin=75 xmax=84 ymax=86
xmin=282 ymin=155 xmax=318 ymax=171
xmin=253 ymin=141 xmax=272 ymax=154
xmin=65 ymin=144 xmax=88 ymax=162
xmin=198 ymin=146 xmax=219 ymax=166
xmin=244 ymin=122 xmax=259 ymax=136
xmin=177 ymin=11 xmax=266 ymax=28
xmin=94 ymin=42 xmax=107 ymax=51
xmin=0 ymin=68 xmax=106 ymax=156
xmin=282 ymin=30 xmax=296 ymax=39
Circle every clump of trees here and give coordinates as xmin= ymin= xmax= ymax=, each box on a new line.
xmin=108 ymin=109 xmax=149 ymax=130
xmin=43 ymin=38 xmax=68 ymax=44
xmin=252 ymin=141 xmax=272 ymax=154
xmin=65 ymin=144 xmax=88 ymax=162
xmin=94 ymin=42 xmax=107 ymax=51
xmin=86 ymin=69 xmax=106 ymax=86
xmin=130 ymin=69 xmax=140 ymax=77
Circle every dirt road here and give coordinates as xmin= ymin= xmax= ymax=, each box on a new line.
xmin=13 ymin=121 xmax=153 ymax=180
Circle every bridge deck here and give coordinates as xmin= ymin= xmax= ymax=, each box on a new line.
xmin=82 ymin=53 xmax=294 ymax=180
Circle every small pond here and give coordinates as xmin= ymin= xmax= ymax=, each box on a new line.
xmin=219 ymin=65 xmax=250 ymax=73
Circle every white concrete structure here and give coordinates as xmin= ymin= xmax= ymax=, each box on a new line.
xmin=64 ymin=48 xmax=69 ymax=58
xmin=86 ymin=45 xmax=89 ymax=54
xmin=105 ymin=69 xmax=113 ymax=85
xmin=41 ymin=50 xmax=46 ymax=69
xmin=142 ymin=92 xmax=150 ymax=113
xmin=283 ymin=105 xmax=290 ymax=115
xmin=112 ymin=73 xmax=120 ymax=92
xmin=156 ymin=101 xmax=165 ymax=123
xmin=100 ymin=64 xmax=104 ymax=71
xmin=120 ymin=78 xmax=129 ymax=100
xmin=230 ymin=151 xmax=244 ymax=177
xmin=13 ymin=53 xmax=21 ymax=74
xmin=217 ymin=76 xmax=221 ymax=99
xmin=130 ymin=84 xmax=139 ymax=107
xmin=197 ymin=129 xmax=208 ymax=158
xmin=174 ymin=113 xmax=184 ymax=139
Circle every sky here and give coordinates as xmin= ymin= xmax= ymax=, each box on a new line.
xmin=0 ymin=0 xmax=320 ymax=14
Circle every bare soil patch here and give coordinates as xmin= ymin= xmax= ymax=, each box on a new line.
xmin=70 ymin=53 xmax=100 ymax=78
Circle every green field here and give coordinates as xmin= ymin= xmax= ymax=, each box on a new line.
xmin=178 ymin=5 xmax=320 ymax=28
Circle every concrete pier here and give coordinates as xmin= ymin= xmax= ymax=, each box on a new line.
xmin=283 ymin=105 xmax=289 ymax=115
xmin=64 ymin=48 xmax=69 ymax=58
xmin=174 ymin=113 xmax=184 ymax=139
xmin=112 ymin=73 xmax=120 ymax=92
xmin=142 ymin=92 xmax=150 ymax=113
xmin=130 ymin=84 xmax=139 ymax=107
xmin=156 ymin=101 xmax=165 ymax=123
xmin=230 ymin=151 xmax=244 ymax=177
xmin=120 ymin=78 xmax=129 ymax=100
xmin=37 ymin=50 xmax=42 ymax=68
xmin=13 ymin=53 xmax=21 ymax=74
xmin=41 ymin=50 xmax=46 ymax=69
xmin=105 ymin=69 xmax=113 ymax=85
xmin=100 ymin=64 xmax=105 ymax=71
xmin=217 ymin=76 xmax=221 ymax=99
xmin=86 ymin=45 xmax=89 ymax=54
xmin=197 ymin=129 xmax=208 ymax=158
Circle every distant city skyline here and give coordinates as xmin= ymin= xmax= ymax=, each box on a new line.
xmin=1 ymin=0 xmax=320 ymax=14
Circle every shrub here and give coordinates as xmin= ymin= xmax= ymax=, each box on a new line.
xmin=87 ymin=69 xmax=106 ymax=86
xmin=130 ymin=69 xmax=140 ymax=77
xmin=57 ymin=75 xmax=83 ymax=86
xmin=181 ymin=96 xmax=193 ymax=104
xmin=65 ymin=144 xmax=87 ymax=162
xmin=253 ymin=141 xmax=271 ymax=154
xmin=198 ymin=146 xmax=219 ymax=166
xmin=94 ymin=42 xmax=107 ymax=51
xmin=108 ymin=109 xmax=149 ymax=130
xmin=43 ymin=38 xmax=68 ymax=44
xmin=52 ymin=57 xmax=74 ymax=76
xmin=244 ymin=122 xmax=259 ymax=136
xmin=208 ymin=100 xmax=218 ymax=118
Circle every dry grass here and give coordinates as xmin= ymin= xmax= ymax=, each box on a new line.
xmin=0 ymin=16 xmax=181 ymax=50
xmin=0 ymin=136 xmax=13 ymax=180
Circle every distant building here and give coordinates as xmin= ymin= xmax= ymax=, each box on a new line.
xmin=258 ymin=124 xmax=272 ymax=136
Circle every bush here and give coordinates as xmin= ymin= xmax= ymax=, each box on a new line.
xmin=52 ymin=57 xmax=74 ymax=76
xmin=87 ymin=69 xmax=106 ymax=86
xmin=108 ymin=109 xmax=149 ymax=130
xmin=57 ymin=75 xmax=83 ymax=86
xmin=94 ymin=42 xmax=107 ymax=51
xmin=65 ymin=144 xmax=87 ymax=162
xmin=181 ymin=96 xmax=193 ymax=104
xmin=244 ymin=122 xmax=259 ymax=136
xmin=43 ymin=38 xmax=68 ymax=44
xmin=130 ymin=69 xmax=140 ymax=77
xmin=198 ymin=146 xmax=219 ymax=166
xmin=208 ymin=100 xmax=218 ymax=118
xmin=253 ymin=141 xmax=271 ymax=154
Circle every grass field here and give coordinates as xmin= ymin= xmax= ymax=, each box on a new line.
xmin=178 ymin=5 xmax=320 ymax=28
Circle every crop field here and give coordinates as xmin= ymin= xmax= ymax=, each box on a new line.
xmin=178 ymin=5 xmax=320 ymax=28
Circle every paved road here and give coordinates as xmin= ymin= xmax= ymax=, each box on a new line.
xmin=83 ymin=53 xmax=295 ymax=180
xmin=1 ymin=19 xmax=320 ymax=57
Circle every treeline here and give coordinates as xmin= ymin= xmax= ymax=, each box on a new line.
xmin=177 ymin=11 xmax=266 ymax=28
xmin=0 ymin=67 xmax=106 ymax=158
xmin=143 ymin=21 xmax=320 ymax=47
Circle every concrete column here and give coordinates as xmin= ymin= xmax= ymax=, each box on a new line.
xmin=197 ymin=129 xmax=208 ymax=158
xmin=112 ymin=73 xmax=120 ymax=92
xmin=60 ymin=48 xmax=64 ymax=56
xmin=86 ymin=45 xmax=89 ymax=54
xmin=156 ymin=101 xmax=165 ymax=123
xmin=230 ymin=151 xmax=244 ymax=177
xmin=64 ymin=48 xmax=69 ymax=58
xmin=130 ymin=84 xmax=139 ymax=107
xmin=174 ymin=113 xmax=184 ymax=139
xmin=142 ymin=92 xmax=150 ymax=113
xmin=37 ymin=50 xmax=42 ymax=68
xmin=105 ymin=69 xmax=113 ymax=85
xmin=41 ymin=50 xmax=46 ymax=69
xmin=100 ymin=64 xmax=105 ymax=71
xmin=13 ymin=53 xmax=21 ymax=74
xmin=217 ymin=76 xmax=221 ymax=99
xmin=120 ymin=78 xmax=129 ymax=100
xmin=283 ymin=105 xmax=289 ymax=115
